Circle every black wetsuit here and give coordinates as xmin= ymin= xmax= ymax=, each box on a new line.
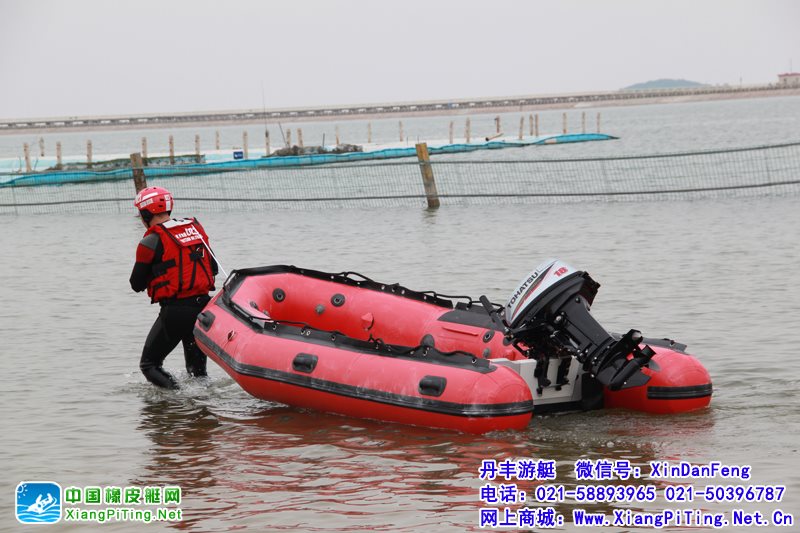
xmin=130 ymin=232 xmax=218 ymax=389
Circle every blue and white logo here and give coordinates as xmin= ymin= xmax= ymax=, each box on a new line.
xmin=16 ymin=482 xmax=62 ymax=524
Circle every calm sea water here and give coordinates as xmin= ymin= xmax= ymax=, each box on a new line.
xmin=1 ymin=98 xmax=800 ymax=531
xmin=2 ymin=95 xmax=800 ymax=163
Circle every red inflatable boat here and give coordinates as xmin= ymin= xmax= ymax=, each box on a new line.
xmin=194 ymin=261 xmax=711 ymax=434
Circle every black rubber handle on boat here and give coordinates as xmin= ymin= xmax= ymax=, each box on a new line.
xmin=337 ymin=271 xmax=375 ymax=283
xmin=479 ymin=295 xmax=507 ymax=331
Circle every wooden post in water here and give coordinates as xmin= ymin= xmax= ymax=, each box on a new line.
xmin=367 ymin=122 xmax=372 ymax=143
xmin=168 ymin=135 xmax=175 ymax=165
xmin=399 ymin=121 xmax=404 ymax=143
xmin=581 ymin=112 xmax=586 ymax=134
xmin=23 ymin=143 xmax=31 ymax=172
xmin=131 ymin=153 xmax=147 ymax=192
xmin=297 ymin=128 xmax=304 ymax=148
xmin=56 ymin=142 xmax=62 ymax=170
xmin=141 ymin=137 xmax=148 ymax=160
xmin=518 ymin=116 xmax=524 ymax=140
xmin=562 ymin=113 xmax=567 ymax=134
xmin=334 ymin=126 xmax=340 ymax=146
xmin=87 ymin=140 xmax=93 ymax=168
xmin=215 ymin=130 xmax=220 ymax=150
xmin=449 ymin=121 xmax=454 ymax=144
xmin=286 ymin=129 xmax=292 ymax=147
xmin=596 ymin=112 xmax=601 ymax=133
xmin=535 ymin=114 xmax=539 ymax=137
xmin=195 ymin=134 xmax=201 ymax=162
xmin=465 ymin=117 xmax=471 ymax=143
xmin=529 ymin=114 xmax=534 ymax=136
xmin=243 ymin=131 xmax=249 ymax=158
xmin=495 ymin=116 xmax=501 ymax=134
xmin=39 ymin=137 xmax=45 ymax=157
xmin=415 ymin=142 xmax=440 ymax=209
xmin=265 ymin=129 xmax=270 ymax=156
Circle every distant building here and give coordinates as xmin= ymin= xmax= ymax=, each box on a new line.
xmin=777 ymin=73 xmax=800 ymax=87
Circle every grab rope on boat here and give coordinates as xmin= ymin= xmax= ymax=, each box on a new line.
xmin=231 ymin=296 xmax=483 ymax=364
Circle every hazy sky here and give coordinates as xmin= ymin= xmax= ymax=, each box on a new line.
xmin=1 ymin=0 xmax=797 ymax=119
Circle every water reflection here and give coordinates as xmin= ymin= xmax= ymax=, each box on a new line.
xmin=134 ymin=387 xmax=715 ymax=531
xmin=136 ymin=397 xmax=221 ymax=489
xmin=135 ymin=394 xmax=236 ymax=530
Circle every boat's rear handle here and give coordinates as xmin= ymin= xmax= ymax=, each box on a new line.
xmin=479 ymin=295 xmax=508 ymax=331
xmin=337 ymin=271 xmax=376 ymax=283
xmin=292 ymin=353 xmax=318 ymax=374
xmin=418 ymin=376 xmax=447 ymax=397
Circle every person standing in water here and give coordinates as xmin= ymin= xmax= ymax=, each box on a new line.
xmin=130 ymin=187 xmax=218 ymax=389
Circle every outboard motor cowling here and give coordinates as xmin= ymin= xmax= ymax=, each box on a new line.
xmin=505 ymin=259 xmax=655 ymax=391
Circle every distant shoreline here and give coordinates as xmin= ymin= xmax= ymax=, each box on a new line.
xmin=3 ymin=87 xmax=799 ymax=136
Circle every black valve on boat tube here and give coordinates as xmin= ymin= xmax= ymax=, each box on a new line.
xmin=502 ymin=259 xmax=655 ymax=391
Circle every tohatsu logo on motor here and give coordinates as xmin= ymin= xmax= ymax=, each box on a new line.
xmin=505 ymin=260 xmax=574 ymax=325
xmin=508 ymin=261 xmax=555 ymax=308
xmin=508 ymin=268 xmax=548 ymax=309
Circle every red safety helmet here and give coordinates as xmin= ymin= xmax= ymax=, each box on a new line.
xmin=134 ymin=186 xmax=173 ymax=217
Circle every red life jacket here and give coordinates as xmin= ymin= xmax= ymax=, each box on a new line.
xmin=145 ymin=218 xmax=215 ymax=303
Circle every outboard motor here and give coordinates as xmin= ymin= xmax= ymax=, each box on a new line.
xmin=502 ymin=259 xmax=655 ymax=391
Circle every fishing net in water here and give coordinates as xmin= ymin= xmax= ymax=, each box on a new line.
xmin=2 ymin=142 xmax=799 ymax=214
